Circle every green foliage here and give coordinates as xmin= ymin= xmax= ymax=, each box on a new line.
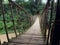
xmin=0 ymin=21 xmax=4 ymax=29
xmin=16 ymin=0 xmax=44 ymax=15
xmin=0 ymin=3 xmax=30 ymax=34
xmin=6 ymin=22 xmax=13 ymax=28
xmin=0 ymin=0 xmax=45 ymax=34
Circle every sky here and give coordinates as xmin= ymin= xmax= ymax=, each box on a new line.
xmin=42 ymin=0 xmax=47 ymax=4
xmin=42 ymin=0 xmax=57 ymax=4
xmin=4 ymin=0 xmax=57 ymax=4
xmin=25 ymin=0 xmax=57 ymax=4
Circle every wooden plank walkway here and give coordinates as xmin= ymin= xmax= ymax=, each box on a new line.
xmin=5 ymin=16 xmax=46 ymax=45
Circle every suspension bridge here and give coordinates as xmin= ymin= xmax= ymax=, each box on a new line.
xmin=0 ymin=0 xmax=60 ymax=45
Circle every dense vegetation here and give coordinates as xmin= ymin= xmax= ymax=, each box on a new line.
xmin=0 ymin=0 xmax=56 ymax=34
xmin=0 ymin=0 xmax=32 ymax=34
xmin=0 ymin=0 xmax=45 ymax=34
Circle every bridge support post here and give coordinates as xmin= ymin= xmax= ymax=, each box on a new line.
xmin=0 ymin=40 xmax=1 ymax=45
xmin=46 ymin=0 xmax=54 ymax=45
xmin=1 ymin=0 xmax=10 ymax=42
xmin=9 ymin=2 xmax=17 ymax=37
xmin=16 ymin=7 xmax=21 ymax=35
xmin=50 ymin=0 xmax=60 ymax=45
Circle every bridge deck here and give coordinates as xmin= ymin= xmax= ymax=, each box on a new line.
xmin=5 ymin=16 xmax=45 ymax=45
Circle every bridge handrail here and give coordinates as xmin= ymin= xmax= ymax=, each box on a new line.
xmin=0 ymin=0 xmax=32 ymax=43
xmin=8 ymin=0 xmax=30 ymax=15
xmin=40 ymin=0 xmax=55 ymax=45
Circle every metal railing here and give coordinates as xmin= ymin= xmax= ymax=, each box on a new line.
xmin=0 ymin=0 xmax=58 ymax=45
xmin=0 ymin=0 xmax=32 ymax=43
xmin=40 ymin=0 xmax=56 ymax=45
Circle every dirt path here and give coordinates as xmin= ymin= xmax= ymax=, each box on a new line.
xmin=0 ymin=33 xmax=16 ymax=43
xmin=0 ymin=32 xmax=19 ymax=44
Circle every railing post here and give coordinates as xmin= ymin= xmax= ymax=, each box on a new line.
xmin=44 ymin=13 xmax=48 ymax=41
xmin=1 ymin=0 xmax=10 ymax=42
xmin=9 ymin=2 xmax=17 ymax=37
xmin=46 ymin=0 xmax=54 ymax=45
xmin=16 ymin=7 xmax=20 ymax=35
xmin=0 ymin=40 xmax=1 ymax=45
xmin=29 ymin=16 xmax=31 ymax=26
xmin=51 ymin=0 xmax=60 ymax=45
